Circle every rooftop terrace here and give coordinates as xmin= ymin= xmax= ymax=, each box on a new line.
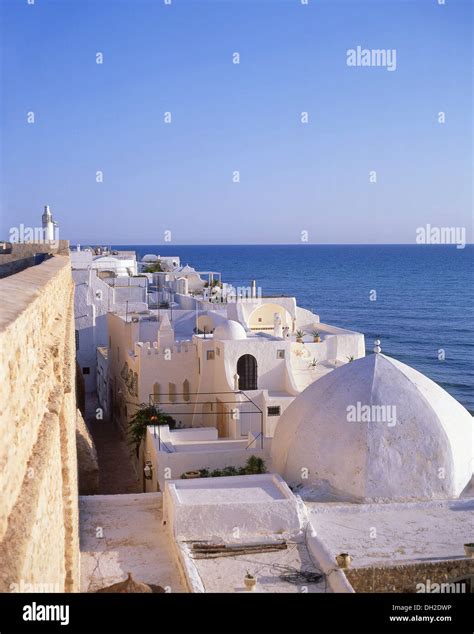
xmin=80 ymin=493 xmax=185 ymax=593
xmin=307 ymin=498 xmax=474 ymax=569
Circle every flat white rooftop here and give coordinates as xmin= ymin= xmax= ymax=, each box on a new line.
xmin=189 ymin=538 xmax=329 ymax=593
xmin=164 ymin=474 xmax=304 ymax=542
xmin=175 ymin=479 xmax=287 ymax=505
xmin=80 ymin=493 xmax=185 ymax=593
xmin=307 ymin=497 xmax=474 ymax=569
xmin=163 ymin=474 xmax=328 ymax=593
xmin=150 ymin=425 xmax=251 ymax=454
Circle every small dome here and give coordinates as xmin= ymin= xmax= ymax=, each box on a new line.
xmin=193 ymin=311 xmax=228 ymax=334
xmin=271 ymin=354 xmax=473 ymax=502
xmin=177 ymin=264 xmax=197 ymax=274
xmin=142 ymin=254 xmax=159 ymax=262
xmin=213 ymin=320 xmax=247 ymax=341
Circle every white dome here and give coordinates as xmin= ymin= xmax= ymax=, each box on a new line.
xmin=142 ymin=254 xmax=159 ymax=262
xmin=213 ymin=320 xmax=247 ymax=341
xmin=271 ymin=354 xmax=473 ymax=502
xmin=196 ymin=311 xmax=225 ymax=334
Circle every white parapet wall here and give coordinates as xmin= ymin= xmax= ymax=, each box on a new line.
xmin=160 ymin=426 xmax=218 ymax=443
xmin=304 ymin=529 xmax=354 ymax=593
xmin=163 ymin=473 xmax=304 ymax=542
xmin=144 ymin=426 xmax=269 ymax=491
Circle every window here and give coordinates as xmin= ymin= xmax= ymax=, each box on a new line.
xmin=207 ymin=350 xmax=215 ymax=360
xmin=152 ymin=382 xmax=160 ymax=403
xmin=258 ymin=317 xmax=262 ymax=322
xmin=75 ymin=330 xmax=79 ymax=350
xmin=277 ymin=350 xmax=285 ymax=359
xmin=169 ymin=382 xmax=176 ymax=403
xmin=82 ymin=367 xmax=90 ymax=375
xmin=216 ymin=347 xmax=220 ymax=356
xmin=183 ymin=379 xmax=190 ymax=402
xmin=95 ymin=289 xmax=103 ymax=300
xmin=267 ymin=406 xmax=281 ymax=417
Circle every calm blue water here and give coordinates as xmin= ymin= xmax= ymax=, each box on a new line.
xmin=114 ymin=245 xmax=474 ymax=412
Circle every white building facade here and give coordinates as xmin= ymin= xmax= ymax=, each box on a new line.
xmin=71 ymin=246 xmax=148 ymax=393
xmin=102 ymin=291 xmax=365 ymax=441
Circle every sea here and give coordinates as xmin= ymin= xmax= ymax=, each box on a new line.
xmin=112 ymin=244 xmax=474 ymax=413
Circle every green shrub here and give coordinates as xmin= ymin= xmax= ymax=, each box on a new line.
xmin=144 ymin=261 xmax=163 ymax=273
xmin=245 ymin=455 xmax=266 ymax=474
xmin=128 ymin=404 xmax=176 ymax=452
xmin=179 ymin=456 xmax=267 ymax=480
xmin=222 ymin=466 xmax=238 ymax=477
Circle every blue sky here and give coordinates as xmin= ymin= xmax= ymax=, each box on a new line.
xmin=0 ymin=0 xmax=472 ymax=244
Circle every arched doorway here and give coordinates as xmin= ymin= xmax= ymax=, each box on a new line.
xmin=237 ymin=355 xmax=258 ymax=390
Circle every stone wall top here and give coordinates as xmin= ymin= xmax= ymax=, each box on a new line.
xmin=0 ymin=255 xmax=71 ymax=332
xmin=0 ymin=241 xmax=69 ymax=262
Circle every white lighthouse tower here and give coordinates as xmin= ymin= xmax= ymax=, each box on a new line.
xmin=42 ymin=205 xmax=58 ymax=242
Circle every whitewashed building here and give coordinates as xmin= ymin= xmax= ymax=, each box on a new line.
xmin=71 ymin=246 xmax=148 ymax=393
xmin=102 ymin=284 xmax=365 ymax=490
xmin=81 ymin=252 xmax=474 ymax=595
xmin=138 ymin=253 xmax=181 ymax=273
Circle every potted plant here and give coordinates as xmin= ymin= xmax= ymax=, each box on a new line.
xmin=346 ymin=355 xmax=355 ymax=363
xmin=244 ymin=571 xmax=257 ymax=591
xmin=308 ymin=357 xmax=319 ymax=369
xmin=311 ymin=329 xmax=321 ymax=343
xmin=464 ymin=543 xmax=474 ymax=558
xmin=295 ymin=329 xmax=305 ymax=343
xmin=182 ymin=471 xmax=201 ymax=479
xmin=335 ymin=553 xmax=352 ymax=569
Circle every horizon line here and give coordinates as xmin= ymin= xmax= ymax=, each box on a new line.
xmin=70 ymin=242 xmax=474 ymax=247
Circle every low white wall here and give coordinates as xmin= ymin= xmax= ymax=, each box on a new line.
xmin=305 ymin=528 xmax=354 ymax=593
xmin=145 ymin=427 xmax=269 ymax=490
xmin=172 ymin=441 xmax=247 ymax=453
xmin=174 ymin=543 xmax=205 ymax=593
xmin=160 ymin=426 xmax=218 ymax=444
xmin=174 ymin=294 xmax=198 ymax=310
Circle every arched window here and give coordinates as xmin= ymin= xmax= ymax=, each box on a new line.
xmin=237 ymin=354 xmax=258 ymax=390
xmin=183 ymin=379 xmax=190 ymax=402
xmin=152 ymin=382 xmax=160 ymax=404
